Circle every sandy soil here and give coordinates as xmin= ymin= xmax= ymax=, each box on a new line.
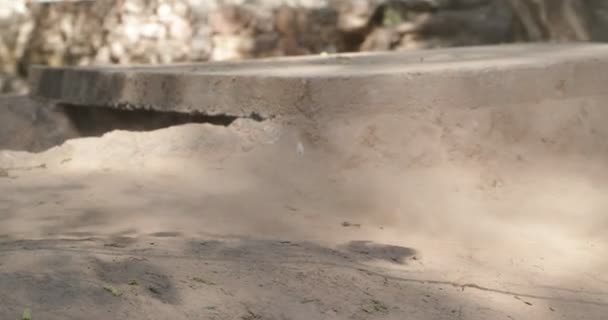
xmin=1 ymin=98 xmax=608 ymax=319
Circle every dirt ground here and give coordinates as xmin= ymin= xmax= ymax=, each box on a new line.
xmin=1 ymin=96 xmax=608 ymax=319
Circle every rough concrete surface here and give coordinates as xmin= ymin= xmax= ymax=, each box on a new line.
xmin=30 ymin=43 xmax=608 ymax=117
xmin=3 ymin=44 xmax=608 ymax=319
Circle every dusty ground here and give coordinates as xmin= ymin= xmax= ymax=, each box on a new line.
xmin=1 ymin=96 xmax=608 ymax=319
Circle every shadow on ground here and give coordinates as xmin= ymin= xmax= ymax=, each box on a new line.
xmin=0 ymin=237 xmax=424 ymax=319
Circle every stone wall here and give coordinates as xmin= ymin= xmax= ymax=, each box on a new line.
xmin=2 ymin=0 xmax=608 ymax=94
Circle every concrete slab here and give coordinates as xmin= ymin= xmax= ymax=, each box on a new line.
xmin=29 ymin=43 xmax=608 ymax=117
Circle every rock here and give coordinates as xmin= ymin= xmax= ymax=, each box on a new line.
xmin=169 ymin=19 xmax=192 ymax=40
xmin=334 ymin=0 xmax=383 ymax=32
xmin=110 ymin=42 xmax=126 ymax=59
xmin=275 ymin=6 xmax=297 ymax=35
xmin=360 ymin=27 xmax=398 ymax=51
xmin=209 ymin=5 xmax=251 ymax=35
xmin=212 ymin=35 xmax=255 ymax=61
xmin=157 ymin=3 xmax=172 ymax=21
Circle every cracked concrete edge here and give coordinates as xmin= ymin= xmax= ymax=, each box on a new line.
xmin=28 ymin=44 xmax=608 ymax=117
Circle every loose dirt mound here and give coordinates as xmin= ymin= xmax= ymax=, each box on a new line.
xmin=1 ymin=92 xmax=608 ymax=318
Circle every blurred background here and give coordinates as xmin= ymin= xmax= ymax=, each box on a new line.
xmin=1 ymin=0 xmax=607 ymax=95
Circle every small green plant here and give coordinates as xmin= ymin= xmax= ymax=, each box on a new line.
xmin=103 ymin=284 xmax=122 ymax=297
xmin=22 ymin=308 xmax=32 ymax=320
xmin=383 ymin=5 xmax=404 ymax=27
xmin=192 ymin=277 xmax=216 ymax=285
